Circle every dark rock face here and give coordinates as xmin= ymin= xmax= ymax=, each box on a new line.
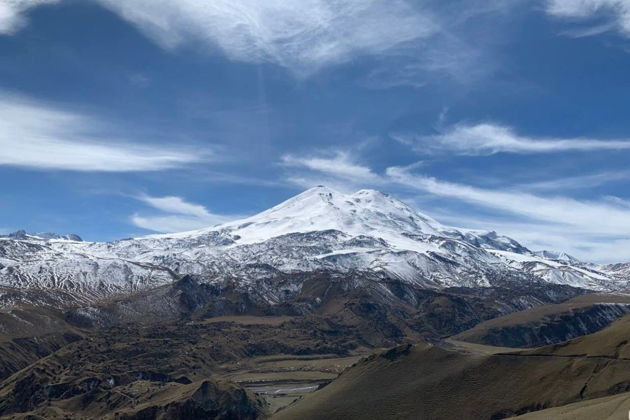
xmin=0 ymin=333 xmax=82 ymax=381
xmin=60 ymin=273 xmax=585 ymax=346
xmin=381 ymin=344 xmax=413 ymax=361
xmin=470 ymin=303 xmax=630 ymax=348
xmin=0 ymin=320 xmax=275 ymax=418
xmin=116 ymin=381 xmax=264 ymax=420
xmin=0 ymin=375 xmax=265 ymax=420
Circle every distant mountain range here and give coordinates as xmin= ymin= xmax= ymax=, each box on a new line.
xmin=1 ymin=186 xmax=628 ymax=309
xmin=1 ymin=230 xmax=83 ymax=242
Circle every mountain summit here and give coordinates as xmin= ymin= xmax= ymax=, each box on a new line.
xmin=162 ymin=186 xmax=445 ymax=248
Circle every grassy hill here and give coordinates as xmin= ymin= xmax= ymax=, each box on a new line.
xmin=509 ymin=391 xmax=630 ymax=419
xmin=275 ymin=314 xmax=630 ymax=419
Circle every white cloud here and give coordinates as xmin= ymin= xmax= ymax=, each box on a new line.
xmin=398 ymin=123 xmax=630 ymax=155
xmin=360 ymin=31 xmax=491 ymax=89
xmin=281 ymin=151 xmax=384 ymax=192
xmin=131 ymin=214 xmax=219 ymax=233
xmin=520 ymin=170 xmax=630 ymax=191
xmin=0 ymin=0 xmax=517 ymax=86
xmin=94 ymin=0 xmax=435 ymax=75
xmin=132 ymin=195 xmax=237 ymax=233
xmin=282 ymin=152 xmax=382 ymax=183
xmin=0 ymin=93 xmax=207 ymax=171
xmin=359 ymin=0 xmax=522 ymax=88
xmin=136 ymin=195 xmax=210 ymax=218
xmin=546 ymin=0 xmax=630 ymax=37
xmin=386 ymin=164 xmax=630 ymax=236
xmin=0 ymin=0 xmax=58 ymax=34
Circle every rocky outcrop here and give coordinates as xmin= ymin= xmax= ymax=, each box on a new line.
xmin=116 ymin=380 xmax=265 ymax=420
xmin=458 ymin=303 xmax=630 ymax=348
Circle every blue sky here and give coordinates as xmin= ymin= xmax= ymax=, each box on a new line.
xmin=1 ymin=0 xmax=630 ymax=262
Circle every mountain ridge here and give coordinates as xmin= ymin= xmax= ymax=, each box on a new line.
xmin=1 ymin=230 xmax=83 ymax=242
xmin=0 ymin=186 xmax=628 ymax=309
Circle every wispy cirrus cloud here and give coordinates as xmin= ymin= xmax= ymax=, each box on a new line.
xmin=0 ymin=0 xmax=58 ymax=34
xmin=93 ymin=0 xmax=436 ymax=76
xmin=282 ymin=152 xmax=382 ymax=184
xmin=519 ymin=170 xmax=630 ymax=191
xmin=360 ymin=0 xmax=522 ymax=88
xmin=394 ymin=122 xmax=630 ymax=155
xmin=0 ymin=0 xmax=522 ymax=86
xmin=131 ymin=195 xmax=238 ymax=233
xmin=546 ymin=0 xmax=630 ymax=37
xmin=281 ymin=151 xmax=384 ymax=192
xmin=0 ymin=93 xmax=208 ymax=171
xmin=386 ymin=164 xmax=630 ymax=236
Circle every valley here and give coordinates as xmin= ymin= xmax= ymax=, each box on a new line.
xmin=2 ymin=285 xmax=630 ymax=418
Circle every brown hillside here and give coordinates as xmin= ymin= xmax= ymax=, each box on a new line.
xmin=275 ymin=315 xmax=630 ymax=420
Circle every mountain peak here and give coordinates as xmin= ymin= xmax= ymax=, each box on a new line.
xmin=295 ymin=185 xmax=341 ymax=199
xmin=198 ymin=186 xmax=447 ymax=248
xmin=533 ymin=250 xmax=581 ymax=264
xmin=297 ymin=186 xmax=391 ymax=203
xmin=148 ymin=186 xmax=448 ymax=246
xmin=352 ymin=189 xmax=389 ymax=198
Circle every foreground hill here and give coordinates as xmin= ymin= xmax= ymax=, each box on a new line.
xmin=509 ymin=391 xmax=630 ymax=419
xmin=275 ymin=314 xmax=630 ymax=420
xmin=5 ymin=298 xmax=630 ymax=419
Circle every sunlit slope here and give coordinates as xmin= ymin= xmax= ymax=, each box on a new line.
xmin=509 ymin=391 xmax=630 ymax=419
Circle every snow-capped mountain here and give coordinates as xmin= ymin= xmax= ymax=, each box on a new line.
xmin=1 ymin=186 xmax=628 ymax=307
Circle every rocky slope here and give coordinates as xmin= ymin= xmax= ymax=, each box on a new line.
xmin=1 ymin=186 xmax=628 ymax=310
xmin=453 ymin=299 xmax=630 ymax=348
